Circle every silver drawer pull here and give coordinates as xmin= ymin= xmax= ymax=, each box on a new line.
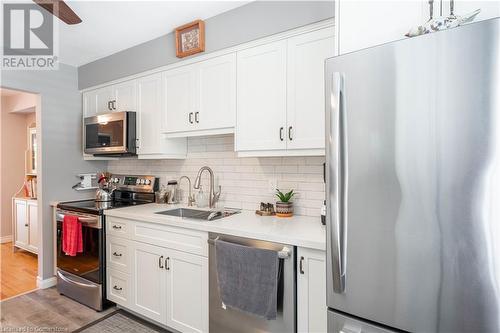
xmin=112 ymin=225 xmax=122 ymax=230
xmin=113 ymin=252 xmax=122 ymax=257
xmin=113 ymin=285 xmax=123 ymax=291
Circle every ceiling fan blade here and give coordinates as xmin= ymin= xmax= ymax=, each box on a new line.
xmin=33 ymin=0 xmax=82 ymax=25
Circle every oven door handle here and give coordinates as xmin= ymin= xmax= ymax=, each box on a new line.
xmin=57 ymin=271 xmax=98 ymax=288
xmin=56 ymin=212 xmax=99 ymax=226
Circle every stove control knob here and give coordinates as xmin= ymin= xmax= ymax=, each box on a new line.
xmin=145 ymin=179 xmax=151 ymax=185
xmin=114 ymin=178 xmax=119 ymax=183
xmin=140 ymin=179 xmax=146 ymax=185
xmin=136 ymin=179 xmax=141 ymax=185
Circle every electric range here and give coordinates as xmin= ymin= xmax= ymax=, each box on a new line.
xmin=55 ymin=174 xmax=158 ymax=311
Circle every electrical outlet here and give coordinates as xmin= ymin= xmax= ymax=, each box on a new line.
xmin=268 ymin=178 xmax=277 ymax=194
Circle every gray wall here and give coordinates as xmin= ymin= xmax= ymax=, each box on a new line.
xmin=78 ymin=1 xmax=334 ymax=89
xmin=2 ymin=64 xmax=106 ymax=280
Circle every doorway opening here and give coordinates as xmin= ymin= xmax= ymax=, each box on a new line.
xmin=0 ymin=87 xmax=40 ymax=300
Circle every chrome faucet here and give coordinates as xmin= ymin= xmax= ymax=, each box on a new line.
xmin=193 ymin=166 xmax=221 ymax=209
xmin=179 ymin=176 xmax=195 ymax=207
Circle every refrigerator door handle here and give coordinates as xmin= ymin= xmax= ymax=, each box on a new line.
xmin=327 ymin=72 xmax=347 ymax=294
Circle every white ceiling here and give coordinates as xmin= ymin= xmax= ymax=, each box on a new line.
xmin=56 ymin=1 xmax=249 ymax=66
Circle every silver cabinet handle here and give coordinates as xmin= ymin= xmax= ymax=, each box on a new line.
xmin=159 ymin=255 xmax=164 ymax=269
xmin=113 ymin=285 xmax=122 ymax=291
xmin=189 ymin=112 xmax=193 ymax=124
xmin=195 ymin=111 xmax=199 ymax=123
xmin=279 ymin=127 xmax=284 ymax=141
xmin=112 ymin=100 xmax=117 ymax=110
xmin=288 ymin=126 xmax=293 ymax=141
xmin=112 ymin=225 xmax=122 ymax=230
xmin=327 ymin=72 xmax=347 ymax=294
xmin=112 ymin=252 xmax=122 ymax=257
xmin=299 ymin=256 xmax=305 ymax=274
xmin=165 ymin=257 xmax=170 ymax=270
xmin=107 ymin=101 xmax=112 ymax=111
xmin=135 ymin=138 xmax=139 ymax=149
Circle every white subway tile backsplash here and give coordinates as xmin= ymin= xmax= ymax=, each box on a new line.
xmin=107 ymin=135 xmax=325 ymax=218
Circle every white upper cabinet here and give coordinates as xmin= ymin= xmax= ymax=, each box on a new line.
xmin=163 ymin=66 xmax=196 ymax=134
xmin=83 ymin=81 xmax=137 ymax=117
xmin=236 ymin=26 xmax=334 ymax=156
xmin=137 ymin=73 xmax=187 ymax=159
xmin=287 ymin=27 xmax=334 ymax=151
xmin=114 ymin=80 xmax=137 ymax=112
xmin=196 ymin=53 xmax=236 ymax=134
xmin=236 ymin=40 xmax=288 ymax=152
xmin=163 ymin=53 xmax=237 ymax=137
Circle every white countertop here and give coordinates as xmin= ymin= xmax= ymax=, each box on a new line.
xmin=104 ymin=204 xmax=326 ymax=251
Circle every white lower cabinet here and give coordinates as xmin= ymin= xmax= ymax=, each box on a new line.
xmin=165 ymin=249 xmax=208 ymax=333
xmin=297 ymin=247 xmax=327 ymax=333
xmin=106 ymin=217 xmax=208 ymax=332
xmin=13 ymin=198 xmax=38 ymax=254
xmin=131 ymin=242 xmax=167 ymax=324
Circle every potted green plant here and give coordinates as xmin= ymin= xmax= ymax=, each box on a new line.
xmin=275 ymin=189 xmax=295 ymax=217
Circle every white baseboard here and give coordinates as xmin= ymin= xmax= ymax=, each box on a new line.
xmin=0 ymin=235 xmax=12 ymax=243
xmin=37 ymin=276 xmax=57 ymax=289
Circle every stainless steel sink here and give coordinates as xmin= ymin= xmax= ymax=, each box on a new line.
xmin=155 ymin=208 xmax=240 ymax=221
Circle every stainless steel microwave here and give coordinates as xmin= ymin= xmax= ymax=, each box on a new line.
xmin=84 ymin=111 xmax=136 ymax=156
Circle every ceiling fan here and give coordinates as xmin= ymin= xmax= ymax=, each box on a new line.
xmin=33 ymin=0 xmax=82 ymax=25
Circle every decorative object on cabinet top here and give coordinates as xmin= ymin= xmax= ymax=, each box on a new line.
xmin=175 ymin=19 xmax=205 ymax=58
xmin=406 ymin=0 xmax=480 ymax=37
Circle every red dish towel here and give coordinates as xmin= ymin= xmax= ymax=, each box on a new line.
xmin=62 ymin=215 xmax=83 ymax=256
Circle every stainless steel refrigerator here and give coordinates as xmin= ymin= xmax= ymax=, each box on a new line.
xmin=325 ymin=18 xmax=500 ymax=333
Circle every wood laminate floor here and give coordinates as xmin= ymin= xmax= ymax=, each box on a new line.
xmin=0 ymin=287 xmax=115 ymax=331
xmin=0 ymin=242 xmax=38 ymax=300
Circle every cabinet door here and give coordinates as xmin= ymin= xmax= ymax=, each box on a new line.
xmin=95 ymin=87 xmax=115 ymax=114
xmin=27 ymin=201 xmax=38 ymax=251
xmin=14 ymin=200 xmax=28 ymax=247
xmin=165 ymin=249 xmax=208 ymax=333
xmin=236 ymin=40 xmax=287 ymax=152
xmin=137 ymin=73 xmax=163 ymax=155
xmin=287 ymin=27 xmax=334 ymax=151
xmin=131 ymin=242 xmax=167 ymax=324
xmin=297 ymin=248 xmax=327 ymax=333
xmin=163 ymin=66 xmax=196 ymax=134
xmin=196 ymin=53 xmax=236 ymax=132
xmin=114 ymin=80 xmax=137 ymax=112
xmin=82 ymin=91 xmax=97 ymax=117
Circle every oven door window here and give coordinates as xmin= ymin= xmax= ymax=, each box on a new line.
xmin=56 ymin=221 xmax=102 ymax=284
xmin=85 ymin=120 xmax=124 ymax=149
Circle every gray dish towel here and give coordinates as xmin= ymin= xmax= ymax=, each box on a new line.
xmin=215 ymin=239 xmax=279 ymax=320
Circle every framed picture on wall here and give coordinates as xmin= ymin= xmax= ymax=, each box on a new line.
xmin=175 ymin=19 xmax=205 ymax=58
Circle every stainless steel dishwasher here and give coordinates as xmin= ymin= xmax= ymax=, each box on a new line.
xmin=208 ymin=232 xmax=296 ymax=333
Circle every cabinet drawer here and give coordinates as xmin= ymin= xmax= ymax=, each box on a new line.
xmin=106 ymin=217 xmax=131 ymax=238
xmin=107 ymin=236 xmax=131 ymax=273
xmin=107 ymin=268 xmax=130 ymax=307
xmin=134 ymin=221 xmax=208 ymax=257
